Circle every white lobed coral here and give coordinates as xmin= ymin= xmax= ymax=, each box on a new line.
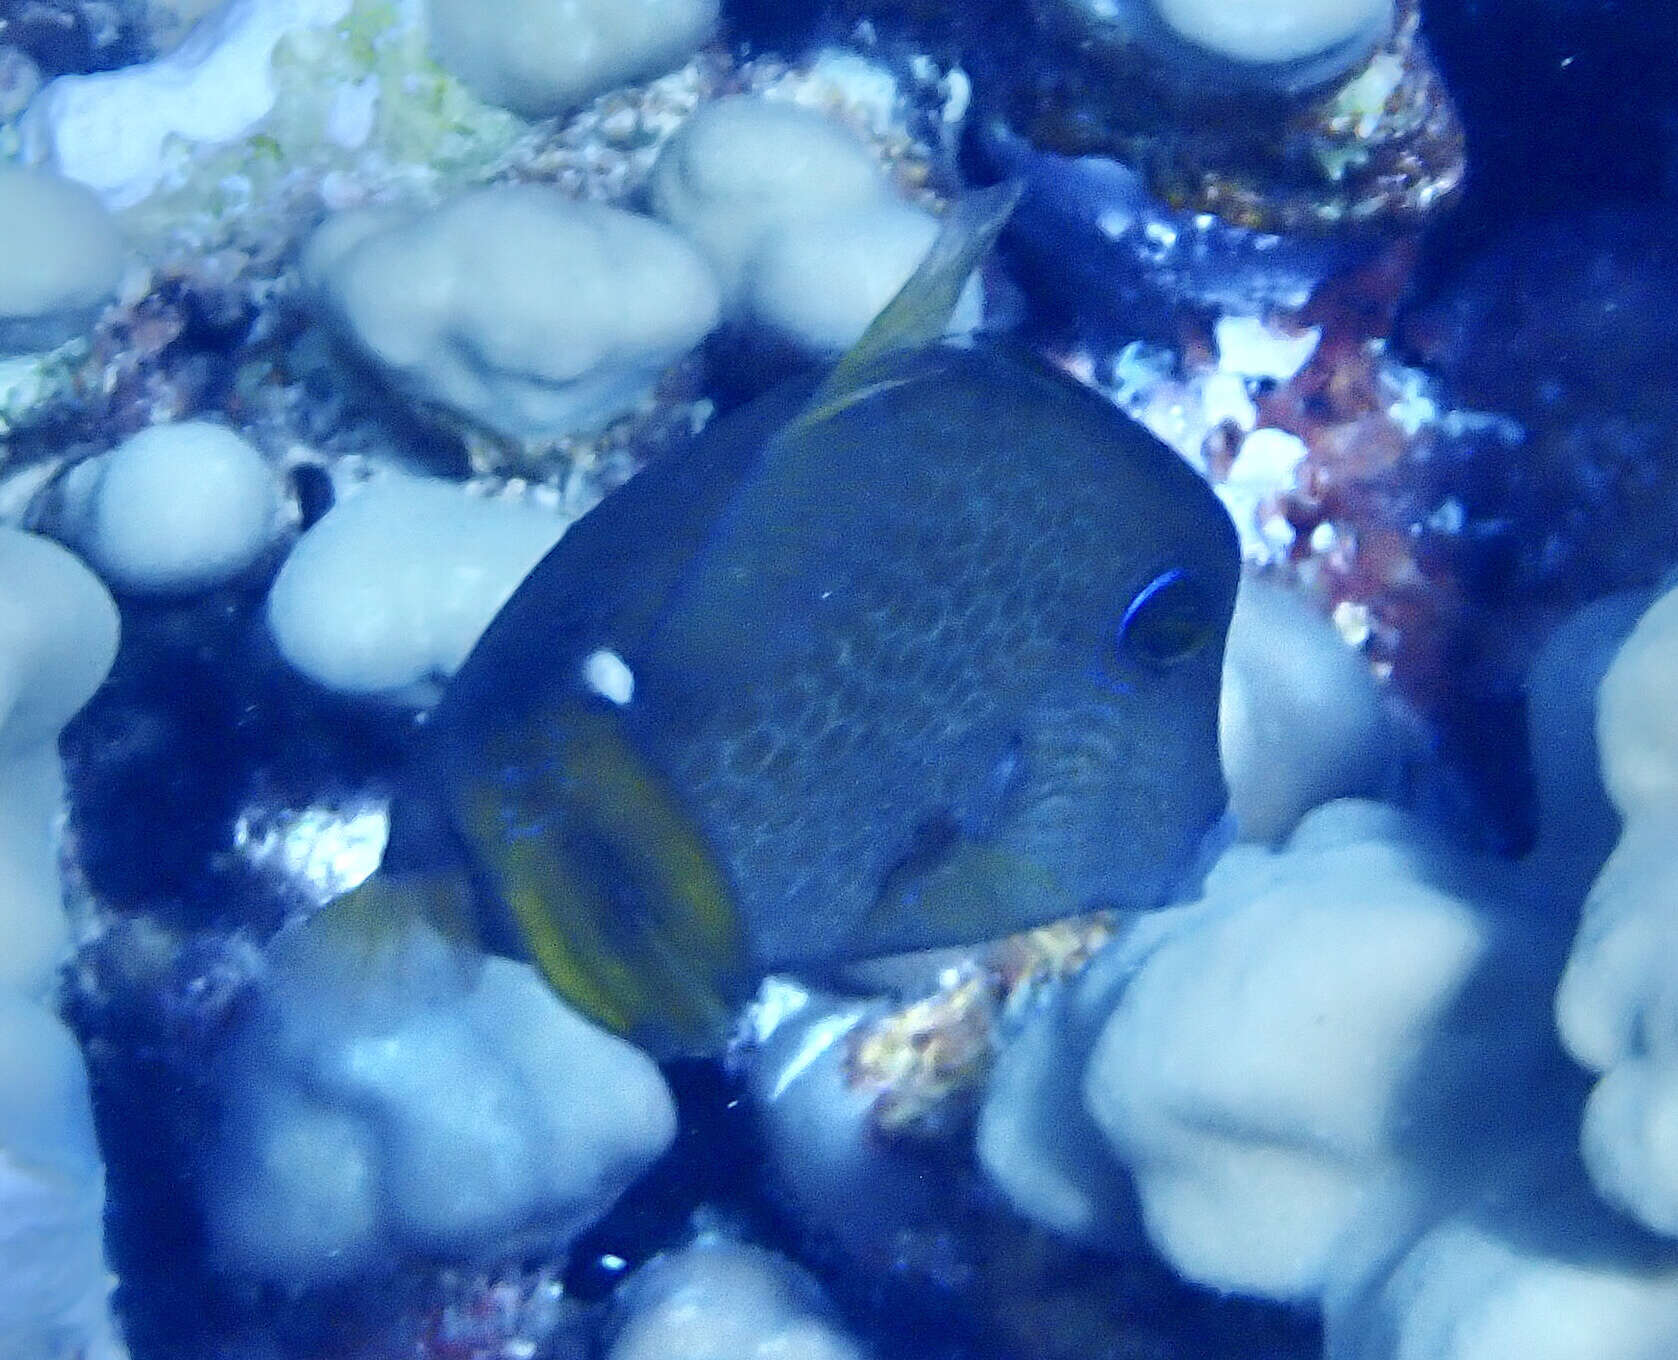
xmin=1081 ymin=801 xmax=1565 ymax=1301
xmin=21 ymin=0 xmax=354 ymax=209
xmin=0 ymin=995 xmax=125 ymax=1360
xmin=1219 ymin=576 xmax=1392 ymax=842
xmin=649 ymin=95 xmax=981 ymax=353
xmin=649 ymin=96 xmax=888 ymax=304
xmin=60 ymin=422 xmax=280 ymax=596
xmin=1557 ymin=583 xmax=1678 ymax=1239
xmin=975 ymin=585 xmax=1678 ymax=1358
xmin=1052 ymin=0 xmax=1394 ymax=93
xmin=0 ymin=531 xmax=120 ymax=997
xmin=203 ymin=911 xmax=677 ymax=1286
xmin=1153 ymin=0 xmax=1393 ymax=69
xmin=0 ymin=529 xmax=125 ymax=1360
xmin=265 ymin=474 xmax=565 ymax=702
xmin=744 ymin=197 xmax=976 ymax=354
xmin=0 ymin=166 xmax=126 ymax=353
xmin=305 ymin=186 xmax=720 ymax=443
xmin=609 ymin=1237 xmax=865 ymax=1360
xmin=424 ymin=0 xmax=718 ymax=119
xmin=976 ymin=931 xmax=1152 ymax=1250
xmin=1326 ymin=1193 xmax=1678 ymax=1360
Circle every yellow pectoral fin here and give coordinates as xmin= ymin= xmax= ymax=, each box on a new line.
xmin=451 ymin=701 xmax=751 ymax=1056
xmin=559 ymin=706 xmax=745 ymax=968
xmin=492 ymin=832 xmax=655 ymax=1039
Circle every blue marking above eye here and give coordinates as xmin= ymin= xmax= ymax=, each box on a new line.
xmin=1119 ymin=568 xmax=1218 ymax=666
xmin=1122 ymin=568 xmax=1186 ymax=632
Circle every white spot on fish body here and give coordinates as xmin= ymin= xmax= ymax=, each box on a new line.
xmin=583 ymin=648 xmax=635 ymax=705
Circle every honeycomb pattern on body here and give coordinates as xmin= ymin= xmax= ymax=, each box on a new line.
xmin=658 ymin=363 xmax=1165 ymax=965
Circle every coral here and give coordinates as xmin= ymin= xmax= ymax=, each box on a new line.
xmin=1220 ymin=575 xmax=1393 ymax=843
xmin=0 ymin=529 xmax=120 ymax=995
xmin=424 ymin=0 xmax=718 ymax=120
xmin=304 ymin=187 xmax=720 ymax=444
xmin=265 ymin=473 xmax=565 ymax=701
xmin=1149 ymin=0 xmax=1392 ymax=73
xmin=744 ymin=195 xmax=980 ymax=353
xmin=1326 ymin=1189 xmax=1678 ymax=1360
xmin=607 ymin=1237 xmax=865 ymax=1360
xmin=0 ymin=164 xmax=125 ymax=353
xmin=0 ymin=528 xmax=124 ymax=1360
xmin=202 ymin=912 xmax=677 ymax=1286
xmin=649 ymin=93 xmax=978 ymax=352
xmin=21 ymin=0 xmax=357 ymax=209
xmin=1081 ymin=800 xmax=1567 ymax=1301
xmin=1557 ymin=584 xmax=1678 ymax=1239
xmin=975 ymin=930 xmax=1143 ymax=1250
xmin=989 ymin=0 xmax=1463 ymax=236
xmin=57 ymin=419 xmax=280 ymax=595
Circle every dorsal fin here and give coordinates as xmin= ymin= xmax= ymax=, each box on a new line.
xmin=795 ymin=180 xmax=1022 ymax=428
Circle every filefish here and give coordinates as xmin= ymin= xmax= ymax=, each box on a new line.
xmin=323 ymin=185 xmax=1240 ymax=1055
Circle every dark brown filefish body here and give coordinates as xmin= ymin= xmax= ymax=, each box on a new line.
xmin=385 ymin=341 xmax=1238 ymax=1052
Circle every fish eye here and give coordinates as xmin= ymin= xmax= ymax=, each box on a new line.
xmin=1118 ymin=568 xmax=1219 ymax=666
